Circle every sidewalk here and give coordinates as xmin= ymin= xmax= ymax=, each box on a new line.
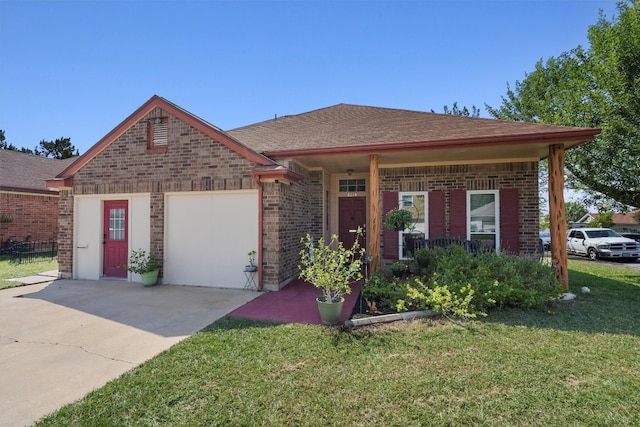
xmin=6 ymin=270 xmax=59 ymax=285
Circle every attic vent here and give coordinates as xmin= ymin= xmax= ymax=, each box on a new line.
xmin=148 ymin=117 xmax=168 ymax=148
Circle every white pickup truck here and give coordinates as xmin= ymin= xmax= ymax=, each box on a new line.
xmin=567 ymin=228 xmax=640 ymax=261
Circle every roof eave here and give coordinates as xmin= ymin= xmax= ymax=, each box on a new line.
xmin=45 ymin=177 xmax=74 ymax=190
xmin=262 ymin=128 xmax=602 ymax=159
xmin=250 ymin=167 xmax=304 ymax=185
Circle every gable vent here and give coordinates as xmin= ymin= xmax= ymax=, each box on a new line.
xmin=152 ymin=120 xmax=168 ymax=146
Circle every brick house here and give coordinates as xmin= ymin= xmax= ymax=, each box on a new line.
xmin=0 ymin=150 xmax=75 ymax=246
xmin=577 ymin=210 xmax=640 ymax=232
xmin=47 ymin=96 xmax=599 ymax=290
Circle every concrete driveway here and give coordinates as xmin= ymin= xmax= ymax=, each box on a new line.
xmin=0 ymin=279 xmax=259 ymax=427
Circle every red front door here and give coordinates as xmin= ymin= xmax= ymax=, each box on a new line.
xmin=103 ymin=200 xmax=128 ymax=278
xmin=338 ymin=197 xmax=366 ymax=250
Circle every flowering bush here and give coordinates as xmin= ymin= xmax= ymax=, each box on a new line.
xmin=121 ymin=249 xmax=160 ymax=275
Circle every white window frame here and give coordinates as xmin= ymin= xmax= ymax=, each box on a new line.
xmin=398 ymin=191 xmax=428 ymax=260
xmin=466 ymin=190 xmax=500 ymax=252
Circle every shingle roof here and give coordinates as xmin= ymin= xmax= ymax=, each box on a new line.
xmin=0 ymin=150 xmax=76 ymax=194
xmin=612 ymin=210 xmax=640 ymax=226
xmin=227 ymin=103 xmax=596 ymax=154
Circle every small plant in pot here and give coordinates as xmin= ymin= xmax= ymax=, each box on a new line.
xmin=122 ymin=249 xmax=161 ymax=287
xmin=391 ymin=261 xmax=407 ymax=278
xmin=245 ymin=250 xmax=257 ymax=272
xmin=298 ymin=230 xmax=365 ymax=326
xmin=384 ymin=208 xmax=414 ymax=231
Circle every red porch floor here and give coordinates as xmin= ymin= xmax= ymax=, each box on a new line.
xmin=229 ymin=279 xmax=362 ymax=326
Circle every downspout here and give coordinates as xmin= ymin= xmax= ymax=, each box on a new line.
xmin=257 ymin=180 xmax=264 ymax=291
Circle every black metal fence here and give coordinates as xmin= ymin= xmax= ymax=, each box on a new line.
xmin=7 ymin=240 xmax=57 ymax=264
xmin=411 ymin=237 xmax=494 ymax=255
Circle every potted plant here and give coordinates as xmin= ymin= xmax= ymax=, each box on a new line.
xmin=414 ymin=247 xmax=430 ymax=267
xmin=391 ymin=261 xmax=407 ymax=278
xmin=384 ymin=208 xmax=414 ymax=231
xmin=122 ymin=249 xmax=161 ymax=287
xmin=298 ymin=231 xmax=365 ymax=325
xmin=245 ymin=250 xmax=257 ymax=272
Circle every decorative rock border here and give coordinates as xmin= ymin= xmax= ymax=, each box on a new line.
xmin=344 ymin=310 xmax=440 ymax=328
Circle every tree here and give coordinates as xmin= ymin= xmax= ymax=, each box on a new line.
xmin=0 ymin=129 xmax=35 ymax=154
xmin=0 ymin=130 xmax=78 ymax=158
xmin=487 ymin=0 xmax=640 ymax=208
xmin=432 ymin=102 xmax=481 ymax=117
xmin=565 ymin=201 xmax=589 ymax=223
xmin=36 ymin=137 xmax=79 ymax=159
xmin=589 ymin=212 xmax=615 ymax=228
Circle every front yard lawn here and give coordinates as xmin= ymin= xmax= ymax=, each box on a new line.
xmin=35 ymin=259 xmax=640 ymax=426
xmin=0 ymin=256 xmax=58 ymax=290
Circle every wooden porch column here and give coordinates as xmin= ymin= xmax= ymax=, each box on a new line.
xmin=368 ymin=154 xmax=380 ymax=273
xmin=548 ymin=144 xmax=569 ymax=290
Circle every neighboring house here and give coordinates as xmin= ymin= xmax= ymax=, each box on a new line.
xmin=47 ymin=96 xmax=599 ymax=290
xmin=0 ymin=150 xmax=75 ymax=246
xmin=577 ymin=210 xmax=640 ymax=232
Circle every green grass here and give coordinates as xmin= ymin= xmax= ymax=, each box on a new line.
xmin=35 ymin=259 xmax=640 ymax=426
xmin=0 ymin=256 xmax=58 ymax=290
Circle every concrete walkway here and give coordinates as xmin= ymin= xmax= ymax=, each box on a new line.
xmin=0 ymin=279 xmax=260 ymax=427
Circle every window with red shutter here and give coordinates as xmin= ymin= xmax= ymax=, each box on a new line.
xmin=449 ymin=190 xmax=467 ymax=239
xmin=429 ymin=191 xmax=446 ymax=238
xmin=382 ymin=192 xmax=400 ymax=259
xmin=500 ymin=188 xmax=519 ymax=254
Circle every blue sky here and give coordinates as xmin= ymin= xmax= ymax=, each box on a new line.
xmin=1 ymin=0 xmax=618 ymax=155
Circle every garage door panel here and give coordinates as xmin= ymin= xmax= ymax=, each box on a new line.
xmin=165 ymin=192 xmax=258 ymax=288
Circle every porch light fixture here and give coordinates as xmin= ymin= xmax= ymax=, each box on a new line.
xmin=347 ymin=169 xmax=354 ymax=176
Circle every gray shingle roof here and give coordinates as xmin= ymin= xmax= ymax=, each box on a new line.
xmin=227 ymin=103 xmax=592 ymax=153
xmin=0 ymin=150 xmax=76 ymax=194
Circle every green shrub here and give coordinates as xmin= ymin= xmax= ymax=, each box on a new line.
xmin=365 ymin=244 xmax=562 ymax=318
xmin=361 ymin=272 xmax=409 ymax=314
xmin=398 ymin=278 xmax=477 ymax=319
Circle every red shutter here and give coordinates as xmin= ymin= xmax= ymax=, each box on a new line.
xmin=500 ymin=188 xmax=520 ymax=254
xmin=428 ymin=191 xmax=446 ymax=238
xmin=382 ymin=192 xmax=399 ymax=259
xmin=449 ymin=190 xmax=467 ymax=239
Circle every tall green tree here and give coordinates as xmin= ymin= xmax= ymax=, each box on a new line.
xmin=589 ymin=212 xmax=615 ymax=228
xmin=35 ymin=137 xmax=79 ymax=159
xmin=487 ymin=0 xmax=640 ymax=208
xmin=0 ymin=130 xmax=78 ymax=159
xmin=0 ymin=129 xmax=35 ymax=154
xmin=565 ymin=201 xmax=589 ymax=223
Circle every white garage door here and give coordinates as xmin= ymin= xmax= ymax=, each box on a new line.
xmin=164 ymin=191 xmax=258 ymax=288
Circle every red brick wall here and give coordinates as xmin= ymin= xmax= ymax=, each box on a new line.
xmin=0 ymin=192 xmax=60 ymax=243
xmin=261 ymin=164 xmax=315 ymax=291
xmin=59 ymin=107 xmax=259 ymax=279
xmin=379 ymin=162 xmax=540 ymax=260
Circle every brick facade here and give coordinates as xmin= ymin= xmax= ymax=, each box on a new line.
xmin=0 ymin=192 xmax=60 ymax=243
xmin=379 ymin=162 xmax=540 ymax=258
xmin=260 ymin=166 xmax=315 ymax=291
xmin=57 ymin=99 xmax=543 ymax=290
xmin=58 ymin=107 xmax=259 ymax=280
